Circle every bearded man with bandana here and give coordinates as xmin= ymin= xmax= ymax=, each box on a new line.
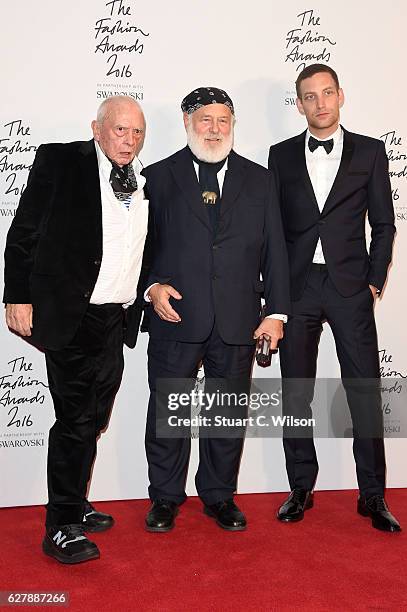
xmin=143 ymin=87 xmax=290 ymax=533
xmin=3 ymin=96 xmax=151 ymax=563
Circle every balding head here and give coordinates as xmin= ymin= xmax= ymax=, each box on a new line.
xmin=91 ymin=95 xmax=146 ymax=166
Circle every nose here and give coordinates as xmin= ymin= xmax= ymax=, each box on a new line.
xmin=316 ymin=94 xmax=326 ymax=109
xmin=209 ymin=120 xmax=220 ymax=133
xmin=125 ymin=130 xmax=136 ymax=146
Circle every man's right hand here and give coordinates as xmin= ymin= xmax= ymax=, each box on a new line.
xmin=148 ymin=284 xmax=182 ymax=322
xmin=5 ymin=304 xmax=33 ymax=336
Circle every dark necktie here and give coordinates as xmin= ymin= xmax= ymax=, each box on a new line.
xmin=109 ymin=160 xmax=138 ymax=210
xmin=189 ymin=148 xmax=227 ymax=234
xmin=308 ymin=135 xmax=334 ymax=154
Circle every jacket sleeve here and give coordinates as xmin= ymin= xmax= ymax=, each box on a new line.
xmin=3 ymin=145 xmax=53 ymax=303
xmin=261 ymin=169 xmax=291 ymax=316
xmin=367 ymin=140 xmax=396 ymax=291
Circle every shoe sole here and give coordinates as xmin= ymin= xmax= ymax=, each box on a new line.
xmin=42 ymin=538 xmax=100 ymax=564
xmin=83 ymin=519 xmax=115 ymax=533
xmin=371 ymin=521 xmax=402 ymax=533
xmin=204 ymin=507 xmax=247 ymax=531
xmin=277 ymin=498 xmax=314 ymax=523
xmin=145 ymin=524 xmax=175 ymax=533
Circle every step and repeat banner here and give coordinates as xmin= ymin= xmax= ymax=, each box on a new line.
xmin=1 ymin=1 xmax=406 ymax=506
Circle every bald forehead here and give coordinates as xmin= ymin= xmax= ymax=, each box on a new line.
xmin=97 ymin=97 xmax=144 ymax=123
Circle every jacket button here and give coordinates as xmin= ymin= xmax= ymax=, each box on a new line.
xmin=212 ymin=275 xmax=218 ymax=280
xmin=94 ymin=259 xmax=101 ymax=265
xmin=84 ymin=291 xmax=90 ymax=298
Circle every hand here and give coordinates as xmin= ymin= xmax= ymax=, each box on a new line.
xmin=148 ymin=284 xmax=182 ymax=322
xmin=253 ymin=318 xmax=284 ymax=350
xmin=5 ymin=304 xmax=33 ymax=336
xmin=369 ymin=284 xmax=379 ymax=300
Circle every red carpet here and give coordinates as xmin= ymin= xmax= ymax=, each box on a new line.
xmin=1 ymin=490 xmax=406 ymax=611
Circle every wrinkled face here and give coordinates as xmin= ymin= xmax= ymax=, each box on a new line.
xmin=296 ymin=72 xmax=344 ymax=137
xmin=91 ymin=100 xmax=145 ymax=166
xmin=184 ymin=103 xmax=234 ymax=163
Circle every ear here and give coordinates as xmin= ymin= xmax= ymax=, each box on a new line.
xmin=91 ymin=120 xmax=100 ymax=142
xmin=296 ymin=97 xmax=305 ymax=116
xmin=338 ymin=88 xmax=345 ymax=109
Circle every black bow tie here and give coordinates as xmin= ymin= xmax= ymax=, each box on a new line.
xmin=308 ymin=136 xmax=334 ymax=154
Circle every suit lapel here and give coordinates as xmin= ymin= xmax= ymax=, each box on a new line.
xmin=170 ymin=147 xmax=212 ymax=231
xmin=294 ymin=131 xmax=320 ymax=215
xmin=321 ymin=127 xmax=355 ymax=215
xmin=220 ymin=150 xmax=247 ymax=219
xmin=78 ymin=140 xmax=103 ymax=252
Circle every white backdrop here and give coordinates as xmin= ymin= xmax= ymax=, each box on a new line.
xmin=1 ymin=1 xmax=406 ymax=507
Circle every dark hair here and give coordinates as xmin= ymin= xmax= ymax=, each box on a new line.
xmin=295 ymin=64 xmax=340 ymax=98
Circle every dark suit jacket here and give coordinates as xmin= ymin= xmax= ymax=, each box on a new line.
xmin=143 ymin=146 xmax=290 ymax=345
xmin=3 ymin=140 xmax=150 ymax=351
xmin=268 ymin=128 xmax=396 ymax=300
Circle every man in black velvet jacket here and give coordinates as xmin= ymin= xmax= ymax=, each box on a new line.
xmin=3 ymin=96 xmax=151 ymax=563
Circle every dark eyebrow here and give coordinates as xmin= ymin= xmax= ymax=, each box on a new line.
xmin=303 ymin=86 xmax=335 ymax=95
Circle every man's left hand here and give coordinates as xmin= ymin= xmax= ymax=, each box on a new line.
xmin=253 ymin=318 xmax=284 ymax=350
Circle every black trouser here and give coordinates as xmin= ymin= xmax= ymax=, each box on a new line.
xmin=279 ymin=264 xmax=385 ymax=498
xmin=146 ymin=324 xmax=255 ymax=506
xmin=45 ymin=304 xmax=124 ymax=527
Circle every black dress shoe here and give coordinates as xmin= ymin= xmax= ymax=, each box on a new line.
xmin=277 ymin=489 xmax=313 ymax=522
xmin=145 ymin=500 xmax=178 ymax=532
xmin=82 ymin=500 xmax=114 ymax=533
xmin=357 ymin=495 xmax=401 ymax=532
xmin=42 ymin=524 xmax=100 ymax=564
xmin=204 ymin=499 xmax=247 ymax=531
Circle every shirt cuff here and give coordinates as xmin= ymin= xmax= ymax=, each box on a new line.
xmin=144 ymin=283 xmax=158 ymax=302
xmin=266 ymin=313 xmax=288 ymax=323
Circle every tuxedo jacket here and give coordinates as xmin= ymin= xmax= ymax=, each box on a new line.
xmin=268 ymin=128 xmax=396 ymax=300
xmin=143 ymin=146 xmax=290 ymax=345
xmin=3 ymin=140 xmax=150 ymax=351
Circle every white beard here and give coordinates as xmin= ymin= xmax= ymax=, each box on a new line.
xmin=186 ymin=122 xmax=234 ymax=163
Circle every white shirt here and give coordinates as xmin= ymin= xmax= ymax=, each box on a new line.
xmin=90 ymin=141 xmax=149 ymax=307
xmin=192 ymin=158 xmax=228 ymax=191
xmin=305 ymin=126 xmax=343 ymax=263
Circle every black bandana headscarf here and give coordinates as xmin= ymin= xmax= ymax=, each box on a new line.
xmin=181 ymin=87 xmax=234 ymax=116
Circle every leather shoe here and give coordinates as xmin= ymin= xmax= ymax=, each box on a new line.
xmin=357 ymin=495 xmax=401 ymax=532
xmin=204 ymin=499 xmax=247 ymax=531
xmin=277 ymin=489 xmax=313 ymax=522
xmin=145 ymin=499 xmax=178 ymax=532
xmin=82 ymin=500 xmax=114 ymax=533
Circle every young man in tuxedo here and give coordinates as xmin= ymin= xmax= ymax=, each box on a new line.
xmin=268 ymin=64 xmax=400 ymax=532
xmin=4 ymin=96 xmax=151 ymax=562
xmin=143 ymin=87 xmax=290 ymax=532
